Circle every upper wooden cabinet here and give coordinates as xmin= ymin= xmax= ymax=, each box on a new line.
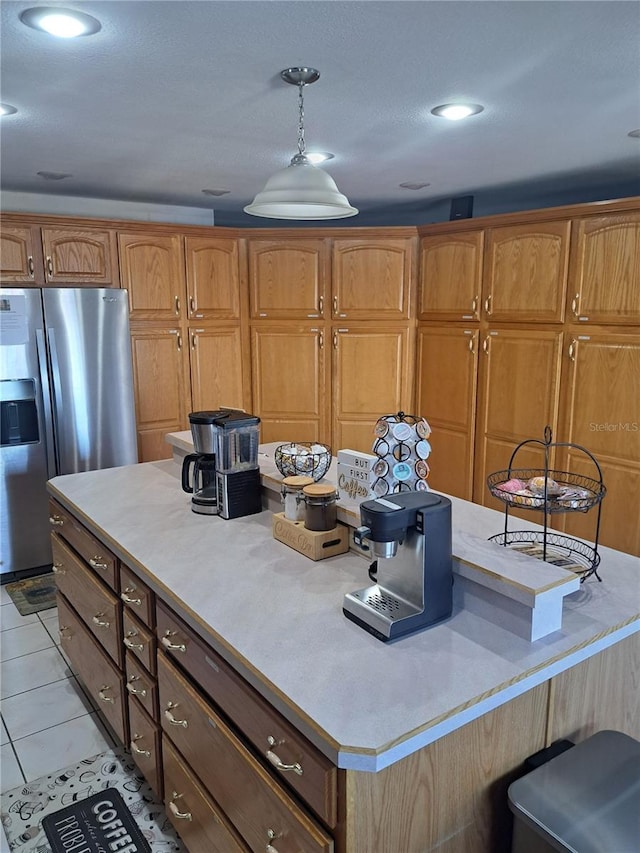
xmin=185 ymin=236 xmax=240 ymax=320
xmin=189 ymin=325 xmax=248 ymax=413
xmin=0 ymin=225 xmax=45 ymax=284
xmin=118 ymin=233 xmax=186 ymax=321
xmin=419 ymin=232 xmax=483 ymax=321
xmin=568 ymin=214 xmax=640 ymax=325
xmin=1 ymin=225 xmax=117 ymax=286
xmin=483 ymin=222 xmax=570 ymax=322
xmin=248 ymin=240 xmax=328 ymax=319
xmin=332 ymin=238 xmax=413 ymax=319
xmin=41 ymin=228 xmax=118 ymax=285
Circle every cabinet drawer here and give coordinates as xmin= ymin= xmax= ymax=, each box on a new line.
xmin=128 ymin=696 xmax=162 ymax=799
xmin=163 ymin=737 xmax=249 ymax=853
xmin=49 ymin=499 xmax=118 ymax=592
xmin=123 ymin=610 xmax=156 ymax=675
xmin=158 ymin=655 xmax=333 ymax=853
xmin=120 ymin=564 xmax=155 ymax=628
xmin=125 ymin=651 xmax=158 ymax=721
xmin=156 ymin=600 xmax=337 ymax=827
xmin=57 ymin=594 xmax=127 ymax=743
xmin=52 ymin=535 xmax=122 ymax=668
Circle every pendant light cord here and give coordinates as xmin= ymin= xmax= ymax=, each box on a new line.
xmin=297 ymin=83 xmax=306 ymax=157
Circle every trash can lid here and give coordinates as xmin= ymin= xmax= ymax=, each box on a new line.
xmin=508 ymin=730 xmax=640 ymax=853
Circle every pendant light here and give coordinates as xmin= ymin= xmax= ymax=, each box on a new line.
xmin=244 ymin=68 xmax=358 ymax=220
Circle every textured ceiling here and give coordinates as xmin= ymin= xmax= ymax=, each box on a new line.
xmin=1 ymin=1 xmax=639 ymax=226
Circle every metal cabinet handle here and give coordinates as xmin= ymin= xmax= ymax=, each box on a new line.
xmin=92 ymin=612 xmax=110 ymax=628
xmin=121 ymin=588 xmax=142 ymax=607
xmin=318 ymin=295 xmax=324 ymax=314
xmin=161 ymin=631 xmax=186 ymax=653
xmin=89 ymin=557 xmax=108 ymax=570
xmin=568 ymin=339 xmax=577 ymax=362
xmin=164 ymin=702 xmax=188 ymax=728
xmin=266 ymin=829 xmax=281 ymax=853
xmin=333 ymin=295 xmax=338 ymax=314
xmin=482 ymin=336 xmax=491 ymax=354
xmin=169 ymin=793 xmax=192 ymax=821
xmin=52 ymin=563 xmax=65 ymax=576
xmin=28 ymin=255 xmax=35 ymax=277
xmin=266 ymin=736 xmax=303 ymax=775
xmin=130 ymin=735 xmax=151 ymax=757
xmin=174 ymin=295 xmax=180 ymax=315
xmin=471 ymin=294 xmax=478 ymax=313
xmin=126 ymin=676 xmax=147 ymax=697
xmin=98 ymin=686 xmax=115 ymax=704
xmin=189 ymin=296 xmax=196 ymax=313
xmin=49 ymin=515 xmax=64 ymax=527
xmin=318 ymin=330 xmax=324 ymax=349
xmin=191 ymin=332 xmax=197 ymax=349
xmin=176 ymin=333 xmax=182 ymax=351
xmin=46 ymin=256 xmax=53 ymax=277
xmin=59 ymin=625 xmax=72 ymax=639
xmin=571 ymin=293 xmax=580 ymax=318
xmin=484 ymin=294 xmax=492 ymax=315
xmin=123 ymin=632 xmax=144 ymax=651
xmin=468 ymin=336 xmax=475 ymax=354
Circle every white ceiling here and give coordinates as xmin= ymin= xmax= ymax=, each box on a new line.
xmin=1 ymin=1 xmax=639 ymax=227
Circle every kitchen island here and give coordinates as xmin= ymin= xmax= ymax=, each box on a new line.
xmin=47 ymin=458 xmax=639 ymax=853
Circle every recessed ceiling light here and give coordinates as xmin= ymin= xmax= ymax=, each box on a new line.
xmin=399 ymin=181 xmax=431 ymax=190
xmin=202 ymin=188 xmax=230 ymax=197
xmin=431 ymin=104 xmax=484 ymax=121
xmin=628 ymin=129 xmax=640 ymax=139
xmin=0 ymin=104 xmax=18 ymax=116
xmin=37 ymin=171 xmax=73 ymax=181
xmin=305 ymin=152 xmax=335 ymax=165
xmin=20 ymin=7 xmax=101 ymax=38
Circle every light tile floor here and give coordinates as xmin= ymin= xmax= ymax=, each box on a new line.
xmin=0 ymin=585 xmax=116 ymax=796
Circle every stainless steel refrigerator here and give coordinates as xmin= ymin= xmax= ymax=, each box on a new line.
xmin=0 ymin=288 xmax=138 ymax=581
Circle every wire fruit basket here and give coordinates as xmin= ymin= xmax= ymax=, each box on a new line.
xmin=274 ymin=443 xmax=332 ymax=481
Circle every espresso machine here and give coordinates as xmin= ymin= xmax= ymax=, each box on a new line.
xmin=181 ymin=410 xmax=224 ymax=514
xmin=343 ymin=492 xmax=453 ymax=641
xmin=213 ymin=410 xmax=262 ymax=519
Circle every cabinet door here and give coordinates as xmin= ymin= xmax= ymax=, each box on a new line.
xmin=0 ymin=225 xmax=44 ymax=284
xmin=415 ymin=326 xmax=478 ymax=499
xmin=333 ymin=324 xmax=413 ymax=453
xmin=118 ymin=233 xmax=185 ymax=321
xmin=185 ymin=236 xmax=240 ymax=320
xmin=250 ymin=325 xmax=328 ymax=444
xmin=419 ymin=232 xmax=483 ymax=321
xmin=189 ymin=325 xmax=247 ymax=413
xmin=483 ymin=222 xmax=570 ymax=322
xmin=568 ymin=214 xmax=640 ymax=325
xmin=557 ymin=333 xmax=640 ymax=556
xmin=248 ymin=240 xmax=327 ymax=319
xmin=332 ymin=238 xmax=413 ymax=319
xmin=42 ymin=228 xmax=118 ymax=285
xmin=473 ymin=329 xmax=564 ymax=513
xmin=130 ymin=327 xmax=191 ymax=462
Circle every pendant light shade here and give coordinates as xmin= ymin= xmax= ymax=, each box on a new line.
xmin=244 ymin=68 xmax=358 ymax=220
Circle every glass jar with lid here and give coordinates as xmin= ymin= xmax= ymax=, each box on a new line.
xmin=302 ymin=483 xmax=338 ymax=531
xmin=281 ymin=475 xmax=314 ymax=521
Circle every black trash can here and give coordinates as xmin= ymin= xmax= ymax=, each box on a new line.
xmin=508 ymin=730 xmax=640 ymax=852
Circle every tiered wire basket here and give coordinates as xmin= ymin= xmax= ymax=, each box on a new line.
xmin=486 ymin=426 xmax=606 ymax=582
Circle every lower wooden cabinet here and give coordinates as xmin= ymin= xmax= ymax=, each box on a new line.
xmin=128 ymin=695 xmax=163 ymax=798
xmin=163 ymin=737 xmax=249 ymax=853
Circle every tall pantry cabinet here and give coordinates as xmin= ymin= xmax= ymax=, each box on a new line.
xmin=118 ymin=232 xmax=250 ymax=462
xmin=417 ymin=204 xmax=640 ymax=556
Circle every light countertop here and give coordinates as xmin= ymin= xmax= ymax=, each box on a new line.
xmin=48 ymin=458 xmax=639 ymax=772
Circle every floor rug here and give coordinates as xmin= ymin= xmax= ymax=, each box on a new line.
xmin=0 ymin=747 xmax=185 ymax=853
xmin=4 ymin=574 xmax=57 ymax=615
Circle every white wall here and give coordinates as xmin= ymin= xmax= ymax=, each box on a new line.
xmin=0 ymin=191 xmax=215 ymax=226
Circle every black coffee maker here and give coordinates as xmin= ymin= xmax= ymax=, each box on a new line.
xmin=181 ymin=410 xmax=223 ymax=515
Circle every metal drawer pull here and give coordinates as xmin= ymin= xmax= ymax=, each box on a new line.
xmin=52 ymin=563 xmax=65 ymax=576
xmin=121 ymin=588 xmax=142 ymax=606
xmin=89 ymin=557 xmax=108 ymax=570
xmin=161 ymin=631 xmax=186 ymax=653
xmin=266 ymin=828 xmax=281 ymax=853
xmin=59 ymin=625 xmax=72 ymax=639
xmin=49 ymin=515 xmax=64 ymax=526
xmin=98 ymin=686 xmax=115 ymax=704
xmin=130 ymin=735 xmax=150 ymax=757
xmin=124 ymin=632 xmax=144 ymax=651
xmin=266 ymin=737 xmax=303 ymax=775
xmin=92 ymin=612 xmax=110 ymax=628
xmin=169 ymin=793 xmax=192 ymax=821
xmin=126 ymin=676 xmax=147 ymax=697
xmin=164 ymin=703 xmax=188 ymax=728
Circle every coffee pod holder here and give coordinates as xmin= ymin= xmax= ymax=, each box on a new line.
xmin=370 ymin=412 xmax=432 ymax=497
xmin=486 ymin=426 xmax=606 ymax=582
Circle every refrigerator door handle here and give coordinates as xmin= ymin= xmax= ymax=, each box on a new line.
xmin=35 ymin=327 xmax=58 ymax=478
xmin=45 ymin=327 xmax=63 ymax=473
